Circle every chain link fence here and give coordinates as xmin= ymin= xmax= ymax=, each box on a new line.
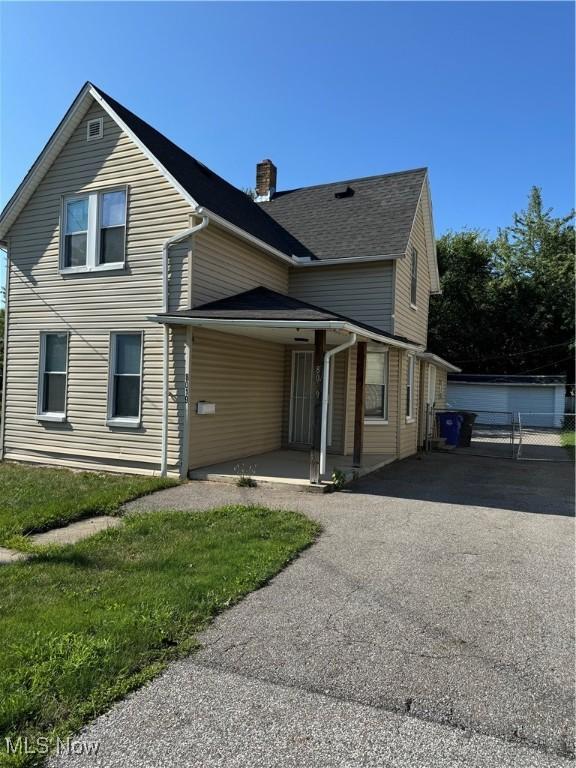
xmin=427 ymin=408 xmax=575 ymax=463
xmin=516 ymin=413 xmax=575 ymax=462
xmin=427 ymin=408 xmax=515 ymax=458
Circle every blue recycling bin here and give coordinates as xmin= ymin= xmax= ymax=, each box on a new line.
xmin=436 ymin=412 xmax=464 ymax=447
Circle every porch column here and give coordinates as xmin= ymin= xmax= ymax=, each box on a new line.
xmin=310 ymin=329 xmax=326 ymax=484
xmin=353 ymin=342 xmax=367 ymax=467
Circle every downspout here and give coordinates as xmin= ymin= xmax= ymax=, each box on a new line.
xmin=320 ymin=333 xmax=357 ymax=476
xmin=161 ymin=216 xmax=209 ymax=476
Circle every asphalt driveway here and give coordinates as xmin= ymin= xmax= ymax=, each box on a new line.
xmin=53 ymin=453 xmax=574 ymax=767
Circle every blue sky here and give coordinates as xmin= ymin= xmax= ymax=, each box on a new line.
xmin=1 ymin=1 xmax=574 ymax=292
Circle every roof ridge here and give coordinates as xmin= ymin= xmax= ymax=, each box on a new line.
xmin=265 ymin=167 xmax=428 ymax=199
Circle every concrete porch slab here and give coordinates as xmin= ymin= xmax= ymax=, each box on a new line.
xmin=189 ymin=449 xmax=395 ymax=490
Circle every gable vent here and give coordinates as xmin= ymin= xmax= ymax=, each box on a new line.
xmin=86 ymin=118 xmax=103 ymax=141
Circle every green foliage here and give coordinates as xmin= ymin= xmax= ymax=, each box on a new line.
xmin=0 ymin=506 xmax=319 ymax=766
xmin=331 ymin=468 xmax=347 ymax=490
xmin=0 ymin=463 xmax=177 ymax=546
xmin=429 ymin=188 xmax=575 ymax=378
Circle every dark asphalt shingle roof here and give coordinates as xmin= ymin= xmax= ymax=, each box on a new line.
xmin=259 ymin=169 xmax=427 ymax=261
xmin=91 ymin=85 xmax=315 ymax=260
xmin=448 ymin=374 xmax=566 ymax=385
xmin=159 ymin=286 xmax=419 ymax=346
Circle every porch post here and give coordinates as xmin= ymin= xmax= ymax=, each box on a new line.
xmin=353 ymin=341 xmax=367 ymax=467
xmin=310 ymin=329 xmax=326 ymax=484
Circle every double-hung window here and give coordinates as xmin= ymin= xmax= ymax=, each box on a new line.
xmin=38 ymin=332 xmax=68 ymax=421
xmin=410 ymin=247 xmax=418 ymax=307
xmin=61 ymin=188 xmax=126 ymax=272
xmin=365 ymin=349 xmax=389 ymax=421
xmin=108 ymin=332 xmax=143 ymax=426
xmin=406 ymin=354 xmax=415 ymax=420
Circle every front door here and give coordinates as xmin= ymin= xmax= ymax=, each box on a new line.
xmin=289 ymin=351 xmax=314 ymax=445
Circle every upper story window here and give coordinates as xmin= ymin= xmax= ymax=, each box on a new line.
xmin=365 ymin=348 xmax=389 ymax=421
xmin=410 ymin=247 xmax=418 ymax=307
xmin=37 ymin=332 xmax=68 ymax=422
xmin=61 ymin=188 xmax=127 ymax=273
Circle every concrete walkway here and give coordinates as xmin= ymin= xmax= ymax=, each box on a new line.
xmin=0 ymin=516 xmax=122 ymax=564
xmin=53 ymin=454 xmax=574 ymax=767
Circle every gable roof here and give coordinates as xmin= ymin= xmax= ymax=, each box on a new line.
xmin=0 ymin=82 xmax=314 ymax=259
xmin=156 ymin=286 xmax=420 ymax=348
xmin=0 ymin=83 xmax=439 ymax=291
xmin=259 ymin=168 xmax=427 ymax=261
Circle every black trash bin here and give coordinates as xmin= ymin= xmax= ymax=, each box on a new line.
xmin=458 ymin=412 xmax=477 ymax=447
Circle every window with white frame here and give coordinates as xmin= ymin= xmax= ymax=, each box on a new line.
xmin=108 ymin=332 xmax=143 ymax=425
xmin=38 ymin=332 xmax=68 ymax=419
xmin=410 ymin=247 xmax=418 ymax=306
xmin=406 ymin=354 xmax=415 ymax=419
xmin=62 ymin=188 xmax=126 ymax=271
xmin=365 ymin=349 xmax=389 ymax=420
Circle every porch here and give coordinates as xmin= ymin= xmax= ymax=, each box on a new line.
xmin=189 ymin=449 xmax=395 ymax=491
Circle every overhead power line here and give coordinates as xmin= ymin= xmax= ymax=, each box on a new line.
xmin=453 ymin=339 xmax=574 ymax=364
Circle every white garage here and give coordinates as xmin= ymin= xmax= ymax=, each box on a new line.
xmin=447 ymin=375 xmax=566 ymax=427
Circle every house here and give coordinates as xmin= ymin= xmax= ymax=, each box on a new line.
xmin=447 ymin=374 xmax=567 ymax=428
xmin=0 ymin=82 xmax=458 ymax=487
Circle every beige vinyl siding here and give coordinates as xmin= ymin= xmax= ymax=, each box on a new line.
xmin=193 ymin=226 xmax=288 ymax=306
xmin=363 ymin=346 xmax=400 ymax=455
xmin=289 ymin=262 xmax=394 ymax=333
xmin=435 ymin=368 xmax=448 ymax=408
xmin=280 ymin=345 xmax=347 ymax=454
xmin=398 ymin=353 xmax=420 ymax=459
xmin=393 ymin=200 xmax=431 ymax=345
xmin=3 ymin=101 xmax=192 ymax=475
xmin=188 ymin=328 xmax=285 ymax=468
xmin=344 ymin=345 xmax=399 ymax=456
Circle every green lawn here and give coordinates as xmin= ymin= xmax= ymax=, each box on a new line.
xmin=0 ymin=463 xmax=177 ymax=547
xmin=0 ymin=506 xmax=319 ymax=767
xmin=561 ymin=427 xmax=575 ymax=458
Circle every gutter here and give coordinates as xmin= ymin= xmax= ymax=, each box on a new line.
xmin=417 ymin=352 xmax=461 ymax=373
xmin=160 ymin=216 xmax=209 ymax=477
xmin=320 ymin=333 xmax=357 ymax=476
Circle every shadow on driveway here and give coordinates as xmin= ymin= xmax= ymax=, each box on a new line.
xmin=347 ymin=452 xmax=575 ymax=517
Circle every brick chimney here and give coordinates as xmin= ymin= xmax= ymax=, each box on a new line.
xmin=255 ymin=159 xmax=277 ymax=201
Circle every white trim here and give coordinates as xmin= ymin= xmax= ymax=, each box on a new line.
xmin=365 ymin=347 xmax=389 ymax=421
xmin=364 ymin=419 xmax=389 ymax=425
xmin=410 ymin=246 xmax=418 ymax=307
xmin=60 ymin=186 xmax=127 ymax=273
xmin=37 ymin=331 xmax=69 ymax=420
xmin=149 ymin=316 xmax=423 ymax=353
xmin=404 ymin=171 xmax=441 ymax=294
xmin=410 ymin=304 xmax=418 ymax=311
xmin=107 ymin=331 xmax=143 ymax=426
xmin=86 ymin=117 xmax=103 ymax=141
xmin=37 ymin=414 xmax=67 ymax=423
xmin=294 ymin=252 xmax=405 ymax=267
xmin=417 ymin=352 xmax=461 ymax=373
xmin=320 ymin=333 xmax=357 ymax=475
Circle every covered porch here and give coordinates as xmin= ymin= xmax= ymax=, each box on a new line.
xmin=151 ymin=287 xmax=420 ymax=486
xmin=189 ymin=449 xmax=395 ymax=491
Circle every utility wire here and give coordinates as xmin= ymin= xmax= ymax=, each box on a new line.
xmin=520 ymin=355 xmax=575 ymax=374
xmin=453 ymin=339 xmax=573 ymax=364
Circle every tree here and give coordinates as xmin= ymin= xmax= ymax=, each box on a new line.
xmin=429 ymin=188 xmax=575 ymax=380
